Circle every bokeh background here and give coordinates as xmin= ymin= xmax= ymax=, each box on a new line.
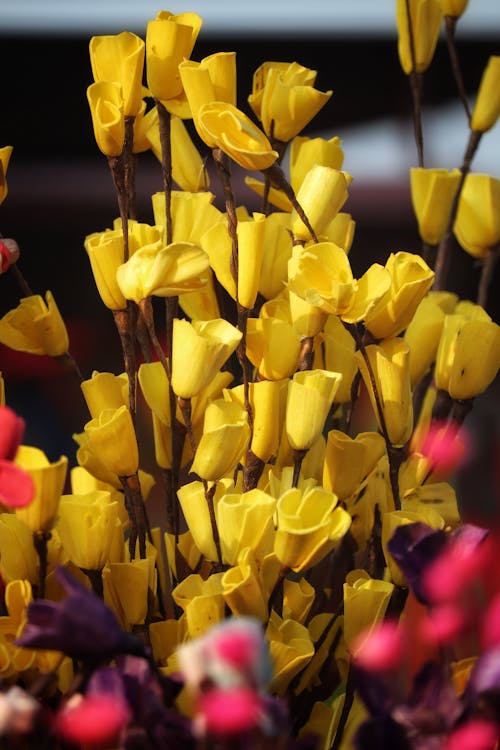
xmin=0 ymin=1 xmax=498 ymax=519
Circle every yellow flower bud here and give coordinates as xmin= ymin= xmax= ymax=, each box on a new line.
xmin=402 ymin=483 xmax=460 ymax=527
xmin=222 ymin=547 xmax=268 ymax=622
xmin=454 ymin=174 xmax=500 ymax=258
xmin=89 ymin=31 xmax=144 ymax=117
xmin=288 ymin=241 xmax=354 ymax=315
xmin=258 ymin=213 xmax=293 ymax=299
xmin=435 ymin=313 xmax=500 ymax=400
xmin=364 ymin=252 xmax=434 ymax=340
xmin=246 ymin=316 xmax=301 ymax=381
xmin=291 ymin=167 xmax=350 ymax=241
xmin=179 ymin=51 xmax=237 ymax=131
xmin=323 ymin=431 xmax=386 ymax=500
xmin=153 ymin=190 xmax=222 ymax=245
xmin=81 ymin=371 xmax=128 ymax=419
xmin=404 ymin=292 xmax=457 ymax=386
xmin=173 ymin=573 xmax=225 ymax=639
xmin=79 ymin=406 xmax=139 ymax=478
xmin=0 ymin=146 xmax=13 ymax=205
xmin=146 ymin=11 xmax=202 ymax=103
xmin=145 ymin=112 xmax=208 ymax=192
xmin=190 ymin=400 xmax=250 ymax=482
xmin=15 ymin=447 xmax=68 ymax=533
xmin=171 ymin=318 xmax=242 ymax=399
xmin=283 ymin=578 xmax=315 ymax=624
xmin=290 ymin=135 xmax=343 ymax=194
xmin=87 ymin=81 xmax=125 ymax=157
xmin=321 ymin=315 xmax=358 ymax=403
xmin=266 ymin=611 xmax=315 ymax=696
xmin=116 ymin=240 xmax=209 ymax=303
xmin=0 ymin=292 xmax=69 ymax=357
xmin=471 ymin=56 xmax=500 ymax=133
xmin=105 ymin=558 xmax=155 ymax=627
xmin=411 ymin=168 xmax=462 ymax=245
xmin=0 ymin=514 xmax=38 ymax=583
xmin=274 ymin=485 xmax=351 ymax=572
xmin=177 ymin=479 xmax=233 ymax=562
xmin=249 ymin=61 xmax=332 ymax=143
xmin=197 ymin=102 xmax=278 ymax=171
xmin=225 ymin=380 xmax=285 ymax=463
xmin=324 ymin=212 xmax=355 ymax=252
xmin=288 ymin=290 xmax=328 ymax=338
xmin=217 ymin=488 xmax=276 ymax=566
xmin=343 ymin=570 xmax=394 ymax=649
xmin=396 ymin=0 xmax=443 ymax=74
xmin=57 ymin=492 xmax=119 ymax=570
xmin=285 ymin=370 xmax=342 ymax=451
xmin=356 ymin=339 xmax=413 ymax=447
xmin=438 ymin=0 xmax=468 ymax=17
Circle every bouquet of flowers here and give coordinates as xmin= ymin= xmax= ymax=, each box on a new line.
xmin=0 ymin=1 xmax=499 ymax=748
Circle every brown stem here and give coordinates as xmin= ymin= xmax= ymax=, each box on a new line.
xmin=81 ymin=568 xmax=104 ymax=598
xmin=138 ymin=298 xmax=170 ymax=379
xmin=33 ymin=530 xmax=51 ymax=599
xmin=212 ymin=147 xmax=239 ymax=286
xmin=237 ymin=304 xmax=253 ymax=432
xmin=267 ymin=565 xmax=289 ymax=617
xmin=242 ymin=449 xmax=265 ymax=492
xmin=298 ymin=336 xmax=314 ymax=371
xmin=113 ymin=306 xmax=137 ymax=423
xmin=433 ymin=129 xmax=482 ymax=290
xmin=155 ymin=100 xmax=173 ymax=245
xmin=292 ymin=449 xmax=307 ymax=488
xmin=178 ymin=396 xmax=196 ymax=454
xmin=444 ymin=16 xmax=472 ymax=122
xmin=9 ymin=262 xmax=33 ymax=297
xmin=124 ymin=115 xmax=137 ymax=220
xmin=54 ymin=351 xmax=84 ymax=383
xmin=387 ymin=445 xmax=405 ymax=511
xmin=108 ymin=156 xmax=130 ymax=262
xmin=120 ymin=473 xmax=151 ymax=560
xmin=203 ymin=481 xmax=223 ymax=569
xmin=477 ymin=247 xmax=499 ymax=309
xmin=404 ymin=0 xmax=425 ymax=166
xmin=262 ymin=162 xmax=319 ymax=243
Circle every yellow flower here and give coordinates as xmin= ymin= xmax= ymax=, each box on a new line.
xmin=266 ymin=611 xmax=315 ymax=696
xmin=104 ymin=557 xmax=156 ymax=628
xmin=404 ymin=292 xmax=458 ymax=386
xmin=411 ymin=168 xmax=462 ymax=245
xmin=291 ymin=167 xmax=350 ymax=241
xmin=78 ymin=406 xmax=139 ymax=479
xmin=197 ymin=102 xmax=278 ymax=171
xmin=324 ymin=212 xmax=356 ymax=252
xmin=355 ymin=339 xmax=413 ymax=447
xmin=179 ymin=51 xmax=237 ymax=131
xmin=15 ymin=446 xmax=68 ymax=533
xmin=144 ymin=112 xmax=207 ymax=192
xmin=146 ymin=10 xmax=202 ymax=104
xmin=438 ymin=0 xmax=468 ymax=17
xmin=116 ymin=240 xmax=210 ymax=303
xmin=87 ymin=81 xmax=124 ymax=157
xmin=343 ymin=570 xmax=394 ymax=649
xmin=470 ymin=56 xmax=500 ymax=133
xmin=0 ymin=146 xmax=13 ymax=205
xmin=152 ymin=190 xmax=222 ymax=245
xmin=323 ymin=431 xmax=386 ymax=501
xmin=285 ymin=370 xmax=342 ymax=451
xmin=396 ymin=0 xmax=443 ymax=74
xmin=290 ymin=135 xmax=344 ymax=194
xmin=70 ymin=466 xmax=128 ymax=526
xmin=81 ymin=371 xmax=128 ymax=419
xmin=454 ymin=174 xmax=500 ymax=258
xmin=222 ymin=547 xmax=268 ymax=622
xmin=288 ymin=290 xmax=328 ymax=338
xmin=402 ymin=483 xmax=460 ymax=527
xmin=283 ymin=578 xmax=315 ymax=624
xmin=320 ymin=315 xmax=358 ymax=403
xmin=172 ymin=573 xmax=225 ymax=639
xmin=248 ymin=61 xmax=332 ymax=143
xmin=89 ymin=31 xmax=144 ymax=117
xmin=177 ymin=479 xmax=233 ymax=561
xmin=364 ymin=252 xmax=434 ymax=340
xmin=57 ymin=491 xmax=119 ymax=570
xmin=0 ymin=292 xmax=69 ymax=357
xmin=225 ymin=380 xmax=285 ymax=463
xmin=435 ymin=312 xmax=500 ymax=400
xmin=258 ymin=213 xmax=294 ymax=299
xmin=0 ymin=514 xmax=38 ymax=583
xmin=274 ymin=485 xmax=351 ymax=572
xmin=190 ymin=400 xmax=250 ymax=482
xmin=246 ymin=315 xmax=302 ymax=381
xmin=171 ymin=318 xmax=242 ymax=399
xmin=217 ymin=488 xmax=276 ymax=565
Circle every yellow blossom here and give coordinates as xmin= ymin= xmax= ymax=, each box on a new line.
xmin=0 ymin=146 xmax=13 ymax=205
xmin=222 ymin=547 xmax=268 ymax=622
xmin=323 ymin=431 xmax=386 ymax=500
xmin=217 ymin=488 xmax=276 ymax=566
xmin=291 ymin=167 xmax=350 ymax=241
xmin=404 ymin=292 xmax=458 ymax=386
xmin=172 ymin=573 xmax=225 ymax=639
xmin=57 ymin=491 xmax=120 ymax=571
xmin=225 ymin=380 xmax=285 ymax=463
xmin=0 ymin=292 xmax=69 ymax=357
xmin=274 ymin=485 xmax=351 ymax=572
xmin=146 ymin=10 xmax=202 ymax=104
xmin=144 ymin=112 xmax=207 ymax=192
xmin=266 ymin=611 xmax=315 ymax=696
xmin=248 ymin=61 xmax=332 ymax=143
xmin=190 ymin=400 xmax=250 ymax=482
xmin=343 ymin=570 xmax=395 ymax=649
xmin=355 ymin=339 xmax=413 ymax=447
xmin=81 ymin=371 xmax=128 ymax=419
xmin=364 ymin=252 xmax=434 ymax=340
xmin=290 ymin=135 xmax=344 ymax=194
xmin=438 ymin=0 xmax=468 ymax=17
xmin=396 ymin=0 xmax=443 ymax=74
xmin=454 ymin=174 xmax=500 ymax=258
xmin=15 ymin=447 xmax=68 ymax=533
xmin=285 ymin=370 xmax=342 ymax=451
xmin=179 ymin=52 xmax=237 ymax=133
xmin=411 ymin=168 xmax=462 ymax=245
xmin=87 ymin=81 xmax=125 ymax=157
xmin=0 ymin=514 xmax=38 ymax=583
xmin=257 ymin=213 xmax=294 ymax=299
xmin=402 ymin=483 xmax=460 ymax=527
xmin=153 ymin=190 xmax=223 ymax=245
xmin=283 ymin=578 xmax=315 ymax=624
xmin=324 ymin=212 xmax=356 ymax=251
xmin=171 ymin=318 xmax=241 ymax=399
xmin=89 ymin=31 xmax=144 ymax=117
xmin=77 ymin=406 xmax=139 ymax=479
xmin=470 ymin=56 xmax=500 ymax=133
xmin=320 ymin=315 xmax=358 ymax=403
xmin=104 ymin=557 xmax=156 ymax=628
xmin=177 ymin=479 xmax=233 ymax=562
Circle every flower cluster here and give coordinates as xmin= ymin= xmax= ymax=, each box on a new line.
xmin=0 ymin=2 xmax=499 ymax=749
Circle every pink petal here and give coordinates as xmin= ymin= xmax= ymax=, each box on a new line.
xmin=0 ymin=406 xmax=24 ymax=461
xmin=198 ymin=688 xmax=262 ymax=735
xmin=55 ymin=695 xmax=130 ymax=745
xmin=446 ymin=719 xmax=499 ymax=750
xmin=212 ymin=630 xmax=261 ymax=669
xmin=419 ymin=603 xmax=465 ymax=645
xmin=0 ymin=460 xmax=34 ymax=508
xmin=352 ymin=620 xmax=405 ymax=672
xmin=418 ymin=421 xmax=469 ymax=479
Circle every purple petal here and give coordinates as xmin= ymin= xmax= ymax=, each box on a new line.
xmin=388 ymin=523 xmax=447 ymax=602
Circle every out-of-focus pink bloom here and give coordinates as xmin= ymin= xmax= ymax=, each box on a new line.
xmin=481 ymin=591 xmax=500 ymax=649
xmin=0 ymin=687 xmax=39 ymax=736
xmin=0 ymin=406 xmax=34 ymax=508
xmin=196 ymin=688 xmax=263 ymax=736
xmin=418 ymin=420 xmax=470 ymax=479
xmin=352 ymin=620 xmax=405 ymax=673
xmin=446 ymin=718 xmax=499 ymax=750
xmin=419 ymin=603 xmax=466 ymax=645
xmin=55 ymin=694 xmax=130 ymax=746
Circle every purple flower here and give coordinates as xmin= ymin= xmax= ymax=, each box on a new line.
xmin=387 ymin=523 xmax=447 ymax=603
xmin=16 ymin=566 xmax=144 ymax=661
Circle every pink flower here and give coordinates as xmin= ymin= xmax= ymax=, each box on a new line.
xmin=418 ymin=420 xmax=469 ymax=479
xmin=197 ymin=688 xmax=263 ymax=736
xmin=419 ymin=603 xmax=466 ymax=646
xmin=352 ymin=620 xmax=405 ymax=673
xmin=0 ymin=406 xmax=34 ymax=509
xmin=446 ymin=719 xmax=499 ymax=750
xmin=55 ymin=694 xmax=130 ymax=746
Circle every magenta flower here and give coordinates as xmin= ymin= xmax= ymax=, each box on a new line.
xmin=55 ymin=694 xmax=131 ymax=746
xmin=0 ymin=406 xmax=34 ymax=508
xmin=197 ymin=688 xmax=264 ymax=736
xmin=417 ymin=420 xmax=470 ymax=479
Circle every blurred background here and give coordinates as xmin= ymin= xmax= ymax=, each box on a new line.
xmin=0 ymin=1 xmax=498 ymax=516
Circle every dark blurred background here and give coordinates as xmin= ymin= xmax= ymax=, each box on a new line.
xmin=0 ymin=2 xmax=498 ymax=516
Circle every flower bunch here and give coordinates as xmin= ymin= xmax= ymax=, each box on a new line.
xmin=0 ymin=3 xmax=498 ymax=749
